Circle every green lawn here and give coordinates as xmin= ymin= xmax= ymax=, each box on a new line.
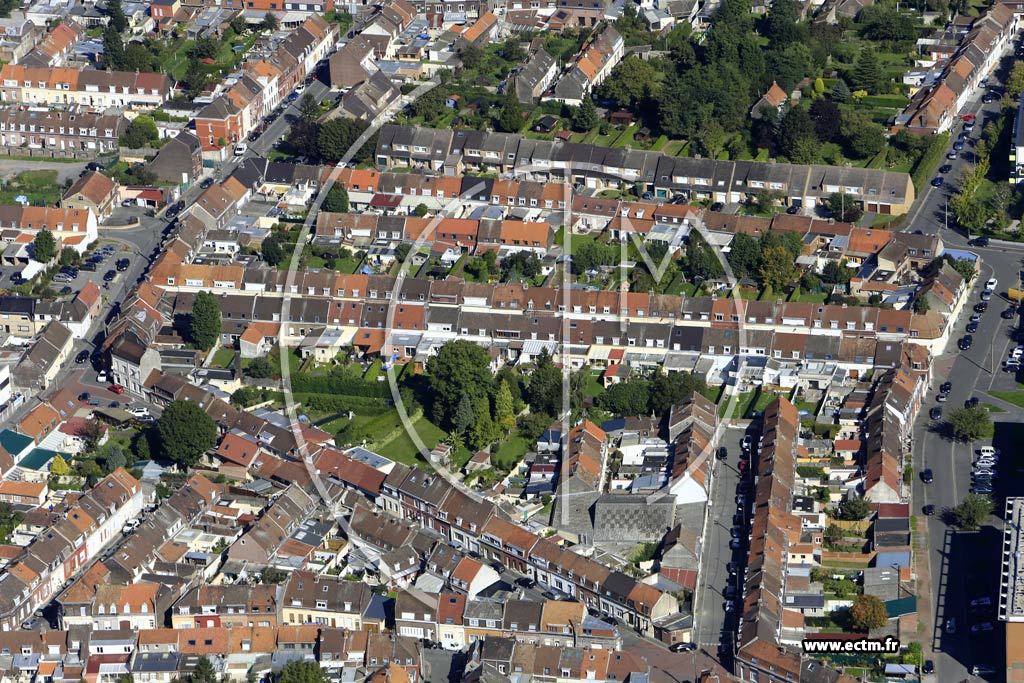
xmin=718 ymin=388 xmax=780 ymax=419
xmin=492 ymin=434 xmax=532 ymax=470
xmin=374 ymin=413 xmax=446 ymax=468
xmin=987 ymin=390 xmax=1024 ymax=409
xmin=210 ymin=348 xmax=236 ymax=369
xmin=0 ymin=170 xmax=63 ymax=206
xmin=584 ymin=370 xmax=605 ymax=399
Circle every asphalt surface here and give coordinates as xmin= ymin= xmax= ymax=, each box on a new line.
xmin=904 ymin=41 xmax=1024 ymax=683
xmin=694 ymin=429 xmax=747 ymax=654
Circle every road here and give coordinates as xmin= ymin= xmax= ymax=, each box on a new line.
xmin=694 ymin=429 xmax=747 ymax=656
xmin=903 ymin=41 xmax=1024 ymax=683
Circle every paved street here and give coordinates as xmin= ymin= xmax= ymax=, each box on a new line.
xmin=694 ymin=428 xmax=747 ymax=654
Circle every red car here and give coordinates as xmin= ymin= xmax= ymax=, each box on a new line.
xmin=738 ymin=460 xmax=749 ymax=472
xmin=109 ymin=384 xmax=125 ymax=395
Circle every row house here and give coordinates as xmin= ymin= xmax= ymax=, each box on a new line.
xmin=0 ymin=469 xmax=144 ymax=632
xmin=0 ymin=204 xmax=98 ymax=253
xmin=372 ymin=124 xmax=915 ymax=214
xmin=897 ymin=3 xmax=1017 ymax=133
xmin=0 ymin=65 xmax=172 ymax=109
xmin=170 ymin=584 xmax=280 ymax=630
xmin=194 ymin=15 xmax=336 ymax=155
xmin=19 ymin=20 xmax=83 ymax=68
xmin=547 ymin=24 xmax=625 ymax=106
xmin=280 ymin=571 xmax=377 ymax=631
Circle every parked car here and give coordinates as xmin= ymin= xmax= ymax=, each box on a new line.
xmin=971 ymin=597 xmax=994 ymax=608
xmin=109 ymin=384 xmax=125 ymax=395
xmin=937 ymin=392 xmax=949 ymax=402
xmin=923 ymin=504 xmax=936 ymax=516
xmin=96 ymin=370 xmax=108 ymax=383
xmin=946 ymin=618 xmax=957 ymax=634
xmin=670 ymin=643 xmax=697 ymax=653
xmin=947 ymin=150 xmax=958 ymax=160
xmin=128 ymin=406 xmax=151 ymax=418
xmin=200 ymin=177 xmax=214 ymax=189
xmin=116 ymin=258 xmax=129 ymax=272
xmin=967 ymin=320 xmax=979 ymax=333
xmin=981 ymin=290 xmax=993 ymax=301
xmin=965 ymin=396 xmax=980 ymax=408
xmin=939 ymin=164 xmax=953 ymax=173
xmin=741 ymin=435 xmax=753 ymax=450
xmin=971 ymin=622 xmax=994 ymax=634
xmin=931 ymin=176 xmax=944 ymax=187
xmin=234 ymin=143 xmax=248 ymax=155
xmin=75 ymin=349 xmax=89 ymax=364
xmin=929 ymin=407 xmax=942 ymax=420
xmin=986 ymin=278 xmax=998 ymax=290
xmin=921 ymin=468 xmax=934 ymax=484
xmin=940 ymin=381 xmax=952 ymax=393
xmin=103 ymin=270 xmax=116 ymax=282
xmin=959 ymin=335 xmax=974 ymax=350
xmin=973 ymin=665 xmax=996 ymax=676
xmin=970 ymin=237 xmax=990 ymax=247
xmin=922 ymin=661 xmax=935 ymax=675
xmin=1003 ymin=306 xmax=1017 ymax=319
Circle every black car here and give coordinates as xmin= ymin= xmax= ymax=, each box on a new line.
xmin=80 ymin=262 xmax=97 ymax=272
xmin=930 ymin=407 xmax=942 ymax=420
xmin=116 ymin=258 xmax=129 ymax=272
xmin=970 ymin=237 xmax=990 ymax=247
xmin=85 ymin=161 xmax=104 ymax=172
xmin=165 ymin=204 xmax=180 ymax=219
xmin=103 ymin=270 xmax=116 ymax=282
xmin=940 ymin=381 xmax=952 ymax=393
xmin=717 ymin=446 xmax=728 ymax=460
xmin=75 ymin=349 xmax=89 ymax=364
xmin=710 ymin=202 xmax=724 ymax=212
xmin=670 ymin=642 xmax=698 ymax=653
xmin=200 ymin=177 xmax=214 ymax=189
xmin=923 ymin=504 xmax=936 ymax=516
xmin=77 ymin=392 xmax=90 ymax=402
xmin=965 ymin=396 xmax=980 ymax=408
xmin=939 ymin=164 xmax=953 ymax=173
xmin=59 ymin=286 xmax=72 ymax=295
xmin=974 ymin=301 xmax=989 ymax=313
xmin=922 ymin=468 xmax=934 ymax=484
xmin=967 ymin=320 xmax=979 ymax=333
xmin=786 ymin=204 xmax=799 ymax=214
xmin=1003 ymin=306 xmax=1018 ymax=319
xmin=923 ymin=661 xmax=935 ymax=675
xmin=959 ymin=334 xmax=973 ymax=350
xmin=514 ymin=577 xmax=536 ymax=589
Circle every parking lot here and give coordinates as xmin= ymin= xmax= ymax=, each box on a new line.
xmin=48 ymin=241 xmax=132 ymax=293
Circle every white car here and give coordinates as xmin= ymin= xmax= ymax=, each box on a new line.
xmin=233 ymin=143 xmax=247 ymax=156
xmin=980 ymin=446 xmax=1000 ymax=458
xmin=96 ymin=370 xmax=108 ymax=383
xmin=128 ymin=407 xmax=151 ymax=418
xmin=986 ymin=278 xmax=998 ymax=291
xmin=971 ymin=596 xmax=993 ymax=608
xmin=121 ymin=519 xmax=140 ymax=534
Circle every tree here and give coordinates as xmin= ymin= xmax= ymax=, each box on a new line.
xmin=952 ymin=493 xmax=994 ymax=530
xmin=826 ymin=193 xmax=862 ymax=223
xmin=230 ymin=14 xmax=248 ymax=35
xmin=102 ymin=25 xmax=125 ymax=70
xmin=276 ymin=660 xmax=327 ymax=683
xmin=501 ymin=38 xmax=527 ymax=63
xmin=156 ymin=400 xmax=218 ymax=467
xmin=850 ymin=594 xmax=888 ymax=631
xmin=426 ymin=339 xmax=495 ymax=427
xmin=852 ymin=47 xmax=882 ymax=94
xmin=412 ymin=203 xmax=429 ymax=217
xmin=183 ymin=58 xmax=209 ymax=98
xmin=526 ymin=348 xmax=563 ymax=417
xmin=120 ymin=115 xmax=158 ymax=149
xmin=948 ymin=406 xmax=991 ymax=442
xmin=683 ymin=230 xmax=725 ymax=281
xmin=122 ymin=43 xmax=157 ymax=72
xmin=727 ymin=232 xmax=761 ymax=277
xmin=411 ymin=87 xmax=446 ymax=124
xmin=461 ymin=43 xmax=483 ymax=70
xmin=298 ymin=93 xmax=321 ymax=121
xmin=495 ymin=379 xmax=516 ymax=435
xmin=824 ymin=524 xmax=843 ymax=545
xmin=317 ymin=118 xmax=369 ymax=162
xmin=106 ymin=0 xmax=128 ymax=32
xmin=261 ymin=11 xmax=279 ymax=31
xmin=501 ymin=252 xmax=542 ymax=281
xmin=189 ymin=291 xmax=222 ymax=351
xmin=467 ymin=395 xmax=498 ymax=450
xmin=648 ymin=372 xmax=706 ymax=415
xmin=497 ymin=85 xmax=523 ymax=133
xmin=694 ymin=120 xmax=727 ymax=160
xmin=913 ymin=296 xmax=930 ymax=313
xmin=571 ymin=97 xmax=599 ymax=133
xmin=261 ymin=235 xmax=285 ymax=266
xmin=809 ymin=97 xmax=842 ymax=142
xmin=763 ymin=0 xmax=802 ymax=46
xmin=831 ymin=79 xmax=851 ymax=102
xmin=322 ymin=184 xmax=349 ymax=212
xmin=50 ymin=455 xmax=70 ymax=476
xmin=599 ymin=55 xmax=658 ymax=109
xmin=842 ymin=110 xmax=885 ymax=159
xmin=191 ymin=656 xmax=218 ymax=683
xmin=245 ymin=356 xmax=275 ymax=379
xmin=759 ymin=245 xmax=797 ymax=291
xmin=599 ymin=380 xmax=651 ymax=417
xmin=260 ymin=567 xmax=288 ymax=584
xmin=286 ymin=119 xmax=320 ymax=160
xmin=33 ymin=229 xmax=55 ymax=263
xmin=838 ymin=495 xmax=871 ymax=520
xmin=187 ymin=36 xmax=218 ymax=60
xmin=453 ymin=394 xmax=475 ymax=435
xmin=779 ymin=107 xmax=819 ymax=163
xmin=821 ymin=259 xmax=851 ymax=285
xmin=103 ymin=444 xmax=127 ymax=473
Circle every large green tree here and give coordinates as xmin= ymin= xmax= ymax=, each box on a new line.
xmin=189 ymin=291 xmax=222 ymax=351
xmin=427 ymin=339 xmax=495 ymax=428
xmin=852 ymin=47 xmax=882 ymax=94
xmin=497 ymin=86 xmax=523 ymax=133
xmin=120 ymin=115 xmax=159 ymax=149
xmin=649 ymin=372 xmax=707 ymax=415
xmin=33 ymin=229 xmax=56 ymax=263
xmin=826 ymin=193 xmax=863 ymax=223
xmin=953 ymin=493 xmax=994 ymax=530
xmin=317 ymin=118 xmax=370 ymax=161
xmin=599 ymin=55 xmax=659 ymax=109
xmin=726 ymin=233 xmax=761 ymax=278
xmin=850 ymin=594 xmax=888 ymax=631
xmin=947 ymin=406 xmax=991 ymax=442
xmin=838 ymin=496 xmax=871 ymax=520
xmin=322 ymin=184 xmax=349 ymax=212
xmin=599 ymin=379 xmax=651 ymax=417
xmin=157 ymin=400 xmax=218 ymax=467
xmin=759 ymin=245 xmax=797 ymax=291
xmin=106 ymin=0 xmax=128 ymax=32
xmin=526 ymin=348 xmax=562 ymax=417
xmin=276 ymin=660 xmax=327 ymax=683
xmin=103 ymin=25 xmax=125 ymax=70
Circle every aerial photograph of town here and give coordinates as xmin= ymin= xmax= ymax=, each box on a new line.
xmin=3 ymin=0 xmax=1024 ymax=679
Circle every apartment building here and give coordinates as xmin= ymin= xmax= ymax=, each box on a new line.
xmin=0 ymin=65 xmax=172 ymax=108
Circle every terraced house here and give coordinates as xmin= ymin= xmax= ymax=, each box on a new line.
xmin=0 ymin=65 xmax=172 ymax=109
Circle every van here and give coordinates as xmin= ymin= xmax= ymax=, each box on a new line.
xmin=980 ymin=446 xmax=999 ymax=458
